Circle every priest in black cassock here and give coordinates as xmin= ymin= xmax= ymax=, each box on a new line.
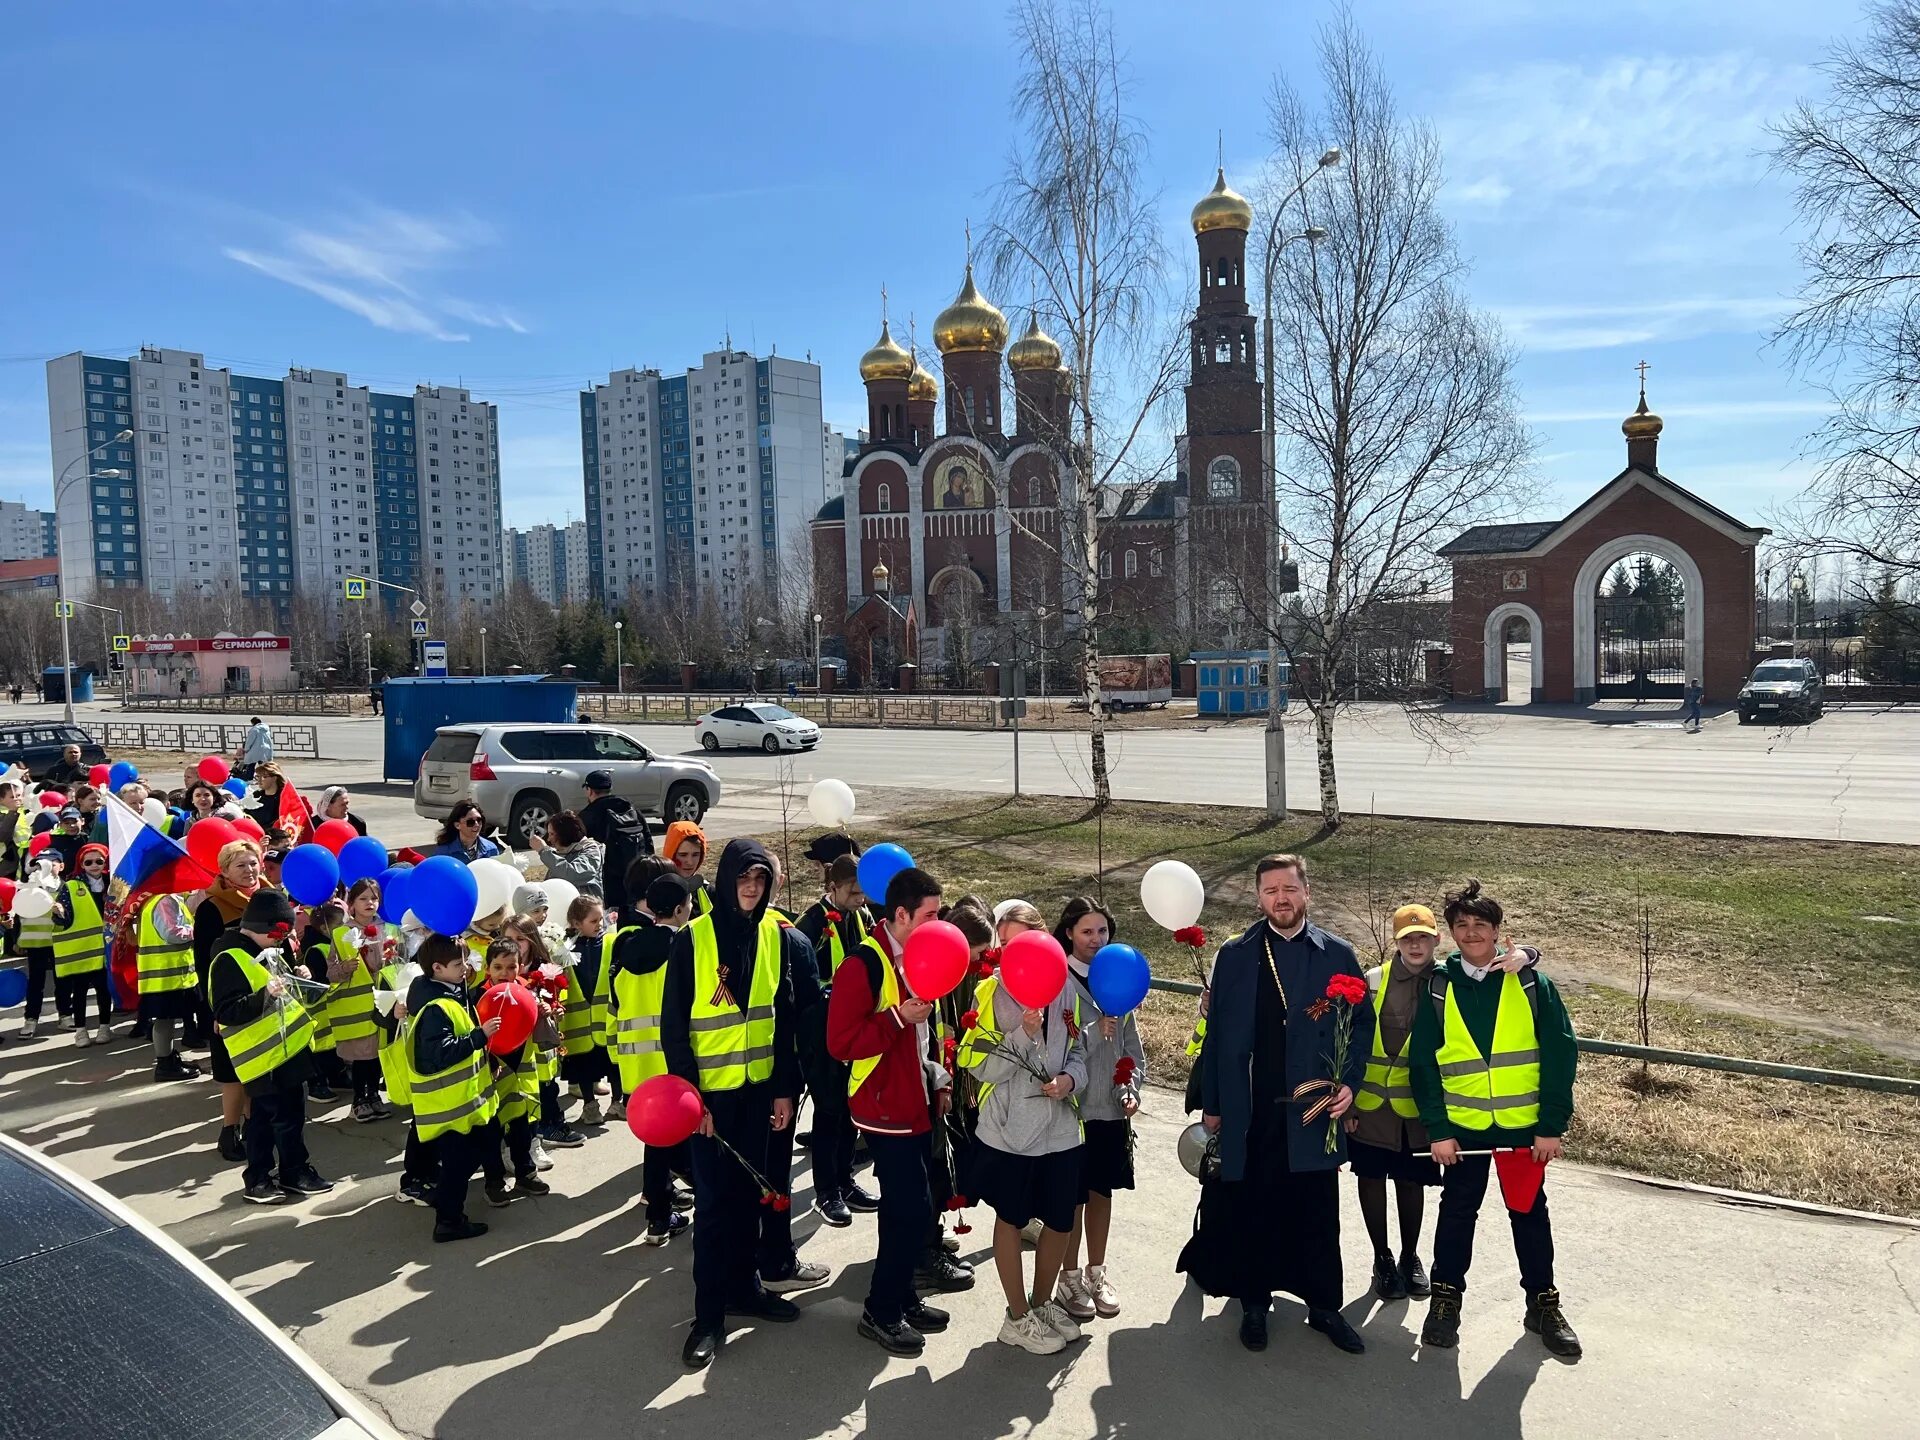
xmin=1179 ymin=853 xmax=1373 ymax=1354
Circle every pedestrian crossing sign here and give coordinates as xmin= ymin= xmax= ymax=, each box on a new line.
xmin=344 ymin=576 xmax=367 ymax=600
xmin=54 ymin=601 xmax=74 ymax=618
xmin=411 ymin=618 xmax=429 ymax=638
xmin=111 ymin=634 xmax=130 ymax=652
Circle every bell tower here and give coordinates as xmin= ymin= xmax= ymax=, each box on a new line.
xmin=1184 ymin=168 xmax=1262 ymax=507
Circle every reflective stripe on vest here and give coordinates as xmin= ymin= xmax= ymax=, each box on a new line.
xmin=1433 ymin=971 xmax=1541 ymax=1131
xmin=218 ymin=947 xmax=316 ymax=1084
xmin=376 ymin=962 xmax=413 ymax=1105
xmin=53 ymin=882 xmax=106 ymax=977
xmin=560 ymin=934 xmax=616 ymax=1056
xmin=1353 ymin=966 xmax=1419 ymax=1118
xmin=407 ymin=996 xmax=498 ymax=1140
xmin=323 ymin=925 xmax=380 ymax=1045
xmin=610 ymin=961 xmax=669 ymax=1091
xmin=847 ymin=935 xmax=900 ymax=1097
xmin=15 ymin=893 xmax=57 ymax=949
xmin=496 ymin=1040 xmax=540 ymax=1124
xmin=135 ymin=896 xmax=196 ymax=995
xmin=686 ymin=912 xmax=779 ymax=1091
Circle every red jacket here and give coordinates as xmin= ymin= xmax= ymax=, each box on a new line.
xmin=826 ymin=929 xmax=938 ymax=1137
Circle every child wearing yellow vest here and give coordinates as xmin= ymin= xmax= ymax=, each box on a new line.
xmin=560 ymin=894 xmax=618 ymax=1125
xmin=52 ymin=843 xmax=114 ymax=1045
xmin=324 ymin=880 xmax=390 ymax=1122
xmin=481 ymin=940 xmax=549 ymax=1197
xmin=606 ymin=872 xmax=695 ymax=1244
xmin=407 ymin=933 xmax=506 ymax=1242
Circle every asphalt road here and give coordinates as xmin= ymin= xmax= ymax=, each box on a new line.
xmin=5 ymin=1035 xmax=1915 ymax=1440
xmin=45 ymin=699 xmax=1920 ymax=845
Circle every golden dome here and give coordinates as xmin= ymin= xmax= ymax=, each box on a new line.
xmin=1622 ymin=390 xmax=1663 ymax=441
xmin=1007 ymin=311 xmax=1063 ymax=372
xmin=933 ymin=264 xmax=1009 ymax=354
xmin=859 ymin=320 xmax=914 ymax=383
xmin=1191 ymin=167 xmax=1253 ymax=234
xmin=908 ymin=355 xmax=938 ymax=401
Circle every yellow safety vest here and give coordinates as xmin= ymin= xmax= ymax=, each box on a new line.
xmin=1354 ymin=965 xmax=1419 ymax=1118
xmin=135 ymin=896 xmax=196 ymax=996
xmin=560 ymin=933 xmax=617 ymax=1057
xmin=217 ymin=946 xmax=316 ymax=1084
xmin=1433 ymin=971 xmax=1542 ymax=1132
xmin=53 ymin=881 xmax=107 ymax=978
xmin=957 ymin=975 xmax=1082 ymax=1119
xmin=818 ymin=903 xmax=869 ymax=972
xmin=323 ymin=925 xmax=380 ymax=1046
xmin=376 ymin=962 xmax=413 ymax=1104
xmin=15 ymin=884 xmax=57 ymax=950
xmin=686 ymin=911 xmax=779 ymax=1092
xmin=407 ymin=996 xmax=499 ymax=1140
xmin=692 ymin=883 xmax=713 ymax=917
xmin=609 ymin=951 xmax=670 ymax=1092
xmin=495 ymin=1039 xmax=540 ymax=1125
xmin=847 ymin=935 xmax=901 ymax=1097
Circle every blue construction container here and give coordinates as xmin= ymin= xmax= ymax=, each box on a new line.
xmin=381 ymin=675 xmax=577 ymax=781
xmin=1193 ymin=651 xmax=1289 ymax=716
xmin=39 ymin=666 xmax=93 ymax=705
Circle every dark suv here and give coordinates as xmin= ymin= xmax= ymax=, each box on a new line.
xmin=0 ymin=722 xmax=107 ymax=779
xmin=1737 ymin=658 xmax=1824 ymax=724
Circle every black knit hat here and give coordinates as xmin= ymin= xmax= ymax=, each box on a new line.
xmin=803 ymin=833 xmax=861 ymax=865
xmin=240 ymin=890 xmax=299 ymax=933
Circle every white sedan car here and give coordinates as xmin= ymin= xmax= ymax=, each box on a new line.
xmin=695 ymin=702 xmax=821 ymax=754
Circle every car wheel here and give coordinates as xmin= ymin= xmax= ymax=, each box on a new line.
xmin=762 ymin=734 xmax=781 ymax=754
xmin=700 ymin=732 xmax=719 ymax=752
xmin=1737 ymin=711 xmax=1752 ymax=725
xmin=1812 ymin=702 xmax=1824 ymax=720
xmin=665 ymin=782 xmax=707 ymax=824
xmin=507 ymin=791 xmax=559 ymax=850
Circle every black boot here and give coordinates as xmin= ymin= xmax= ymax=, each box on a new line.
xmin=1525 ymin=1288 xmax=1583 ymax=1359
xmin=1239 ymin=1300 xmax=1269 ymax=1352
xmin=1372 ymin=1251 xmax=1406 ymax=1300
xmin=217 ymin=1124 xmax=246 ymax=1163
xmin=1422 ymin=1283 xmax=1463 ymax=1348
xmin=1399 ymin=1252 xmax=1431 ymax=1299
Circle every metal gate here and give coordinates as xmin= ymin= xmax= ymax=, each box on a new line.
xmin=1595 ymin=593 xmax=1685 ymax=698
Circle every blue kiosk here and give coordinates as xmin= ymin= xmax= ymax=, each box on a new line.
xmin=1194 ymin=651 xmax=1289 ymax=716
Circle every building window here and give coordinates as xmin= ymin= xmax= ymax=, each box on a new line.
xmin=1099 ymin=551 xmax=1112 ymax=580
xmin=1124 ymin=549 xmax=1138 ymax=578
xmin=1208 ymin=455 xmax=1240 ymax=500
xmin=877 ymin=483 xmax=892 ymax=513
xmin=1150 ymin=547 xmax=1164 ymax=577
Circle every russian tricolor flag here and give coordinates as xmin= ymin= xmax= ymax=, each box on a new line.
xmin=106 ymin=793 xmax=216 ymax=903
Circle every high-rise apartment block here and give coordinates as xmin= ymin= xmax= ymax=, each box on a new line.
xmin=504 ymin=520 xmax=591 ymax=607
xmin=0 ymin=500 xmax=57 ymax=563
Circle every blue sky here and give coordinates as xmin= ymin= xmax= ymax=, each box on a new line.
xmin=0 ymin=0 xmax=1859 ymax=531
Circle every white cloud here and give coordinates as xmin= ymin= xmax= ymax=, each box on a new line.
xmin=1495 ymin=296 xmax=1792 ymax=352
xmin=223 ymin=207 xmax=525 ymax=342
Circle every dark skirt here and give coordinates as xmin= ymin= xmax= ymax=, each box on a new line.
xmin=965 ymin=1141 xmax=1082 ymax=1234
xmin=1081 ymin=1117 xmax=1135 ymax=1197
xmin=1348 ymin=1133 xmax=1442 ymax=1185
xmin=137 ymin=987 xmax=198 ymax=1022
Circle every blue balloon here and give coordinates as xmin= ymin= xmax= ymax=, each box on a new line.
xmin=223 ymin=778 xmax=248 ymax=798
xmin=337 ymin=835 xmax=388 ymax=887
xmin=1088 ymin=942 xmax=1151 ymax=1017
xmin=108 ymin=761 xmax=139 ymax=791
xmin=281 ymin=843 xmax=341 ymax=907
xmin=375 ymin=864 xmax=414 ymax=925
xmin=408 ymin=855 xmax=479 ymax=937
xmin=856 ymin=843 xmax=914 ymax=904
xmin=0 ymin=966 xmax=26 ymax=1008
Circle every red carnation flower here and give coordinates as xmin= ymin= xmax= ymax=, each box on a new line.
xmin=1173 ymin=926 xmax=1207 ymax=948
xmin=946 ymin=1194 xmax=970 ymax=1211
xmin=771 ymin=1193 xmax=792 ymax=1213
xmin=959 ymin=1008 xmax=980 ymax=1032
xmin=1113 ymin=1055 xmax=1138 ymax=1086
xmin=942 ymin=1036 xmax=958 ymax=1067
xmin=982 ymin=947 xmax=1002 ymax=966
xmin=758 ymin=1191 xmax=773 ymax=1207
xmin=825 ymin=909 xmax=844 ymax=923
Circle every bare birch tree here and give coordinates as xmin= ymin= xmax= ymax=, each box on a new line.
xmin=987 ymin=0 xmax=1185 ymax=808
xmin=1259 ymin=17 xmax=1532 ymax=828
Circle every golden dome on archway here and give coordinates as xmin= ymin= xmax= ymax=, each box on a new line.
xmin=1007 ymin=311 xmax=1064 ymax=372
xmin=859 ymin=320 xmax=914 ymax=383
xmin=908 ymin=355 xmax=938 ymax=401
xmin=934 ymin=264 xmax=1009 ymax=354
xmin=1191 ymin=167 xmax=1253 ymax=234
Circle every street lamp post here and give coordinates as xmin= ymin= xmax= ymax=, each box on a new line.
xmin=812 ymin=612 xmax=823 ymax=685
xmin=53 ymin=430 xmax=133 ymax=723
xmin=1790 ymin=569 xmax=1809 ymax=657
xmin=1035 ymin=604 xmax=1050 ymax=705
xmin=614 ymin=620 xmax=625 ymax=696
xmin=1259 ymin=146 xmax=1341 ymax=818
xmin=363 ymin=632 xmax=373 ymax=689
xmin=480 ymin=627 xmax=488 ymax=677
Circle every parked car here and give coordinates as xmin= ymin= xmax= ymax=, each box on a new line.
xmin=0 ymin=1131 xmax=402 ymax=1440
xmin=1737 ymin=658 xmax=1824 ymax=724
xmin=0 ymin=722 xmax=107 ymax=781
xmin=695 ymin=703 xmax=821 ymax=754
xmin=413 ymin=723 xmax=722 ymax=848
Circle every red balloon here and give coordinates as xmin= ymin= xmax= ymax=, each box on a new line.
xmin=186 ymin=817 xmax=241 ymax=870
xmin=27 ymin=832 xmax=51 ymax=857
xmin=231 ymin=817 xmax=266 ymax=842
xmin=0 ymin=878 xmax=16 ymax=911
xmin=196 ymin=755 xmax=231 ymax=784
xmin=628 ymin=1074 xmax=705 ymax=1147
xmin=313 ymin=819 xmax=358 ymax=855
xmin=1000 ymin=930 xmax=1068 ymax=1010
xmin=37 ymin=791 xmax=65 ymax=809
xmin=476 ymin=981 xmax=537 ymax=1055
xmin=88 ymin=764 xmax=110 ymax=787
xmin=902 ymin=919 xmax=971 ymax=1001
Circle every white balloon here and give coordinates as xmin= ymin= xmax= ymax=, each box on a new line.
xmin=13 ymin=885 xmax=54 ymax=919
xmin=1140 ymin=859 xmax=1205 ymax=931
xmin=142 ymin=798 xmax=168 ymax=828
xmin=467 ymin=857 xmax=518 ymax=919
xmin=807 ymin=778 xmax=856 ymax=828
xmin=540 ymin=877 xmax=580 ymax=920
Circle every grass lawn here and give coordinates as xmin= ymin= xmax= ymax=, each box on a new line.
xmin=783 ymin=792 xmax=1920 ymax=1217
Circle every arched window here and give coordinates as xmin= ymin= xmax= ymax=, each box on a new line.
xmin=1215 ymin=257 xmax=1231 ymax=286
xmin=1150 ymin=547 xmax=1164 ymax=577
xmin=1123 ymin=548 xmax=1138 ymax=578
xmin=1209 ymin=576 xmax=1236 ymax=615
xmin=964 ymin=386 xmax=976 ymax=424
xmin=877 ymin=482 xmax=891 ymax=513
xmin=1232 ymin=257 xmax=1242 ymax=286
xmin=1099 ymin=551 xmax=1112 ymax=580
xmin=1201 ymin=257 xmax=1210 ymax=288
xmin=1208 ymin=454 xmax=1241 ymax=500
xmin=1214 ymin=328 xmax=1233 ymax=364
xmin=1243 ymin=326 xmax=1255 ymax=366
xmin=877 ymin=407 xmax=891 ymax=440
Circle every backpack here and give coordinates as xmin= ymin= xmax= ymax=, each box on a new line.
xmin=600 ymin=802 xmax=654 ymax=887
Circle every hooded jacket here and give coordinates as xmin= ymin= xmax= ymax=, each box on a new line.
xmin=660 ymin=837 xmax=801 ymax=1097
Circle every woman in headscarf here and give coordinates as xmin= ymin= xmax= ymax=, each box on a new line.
xmin=195 ymin=838 xmax=264 ymax=1162
xmin=661 ymin=820 xmax=712 ymax=916
xmin=318 ymin=785 xmax=369 ymax=837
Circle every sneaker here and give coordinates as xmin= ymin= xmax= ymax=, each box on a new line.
xmin=544 ymin=1125 xmax=587 ymax=1149
xmin=369 ymin=1097 xmax=393 ymax=1119
xmin=644 ymin=1211 xmax=692 ymax=1246
xmin=396 ymin=1178 xmax=432 ymax=1205
xmin=59 ymin=1014 xmax=77 ymax=1031
xmin=1422 ymin=1283 xmax=1463 ymax=1349
xmin=1020 ymin=1218 xmax=1044 ymax=1247
xmin=857 ymin=1311 xmax=925 ymax=1356
xmin=306 ymin=1080 xmax=336 ymax=1102
xmin=670 ymin=1180 xmax=695 ymax=1209
xmin=1032 ymin=1299 xmax=1083 ymax=1344
xmin=941 ymin=1229 xmax=961 ymax=1254
xmin=842 ymin=1183 xmax=880 ymax=1213
xmin=434 ymin=1218 xmax=489 ymax=1243
xmin=73 ymin=1029 xmax=90 ymax=1048
xmin=763 ymin=1259 xmax=831 ymax=1294
xmin=1525 ymin=1288 xmax=1583 ymax=1359
xmin=217 ymin=1125 xmax=246 ymax=1163
xmin=511 ymin=1173 xmax=552 ymax=1198
xmin=485 ymin=1180 xmax=512 ymax=1208
xmin=915 ymin=1254 xmax=976 ymax=1293
xmin=1373 ymin=1251 xmax=1407 ymax=1301
xmin=20 ymin=1018 xmax=36 ymax=1039
xmin=903 ymin=1300 xmax=950 ymax=1333
xmin=1054 ymin=1269 xmax=1097 ymax=1321
xmin=606 ymin=1098 xmax=626 ymax=1122
xmin=530 ymin=1138 xmax=554 ymax=1172
xmin=90 ymin=1025 xmax=110 ymax=1044
xmin=351 ymin=1101 xmax=378 ymax=1123
xmin=280 ymin=1167 xmax=335 ymax=1196
xmin=579 ymin=1099 xmax=604 ymax=1126
xmin=1085 ymin=1263 xmax=1120 ymax=1318
xmin=1400 ymin=1253 xmax=1431 ymax=1300
xmin=815 ymin=1194 xmax=853 ymax=1228
xmin=999 ymin=1307 xmax=1066 ymax=1355
xmin=243 ymin=1180 xmax=288 ymax=1205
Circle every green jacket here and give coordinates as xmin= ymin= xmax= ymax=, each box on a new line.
xmin=1408 ymin=957 xmax=1576 ymax=1144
